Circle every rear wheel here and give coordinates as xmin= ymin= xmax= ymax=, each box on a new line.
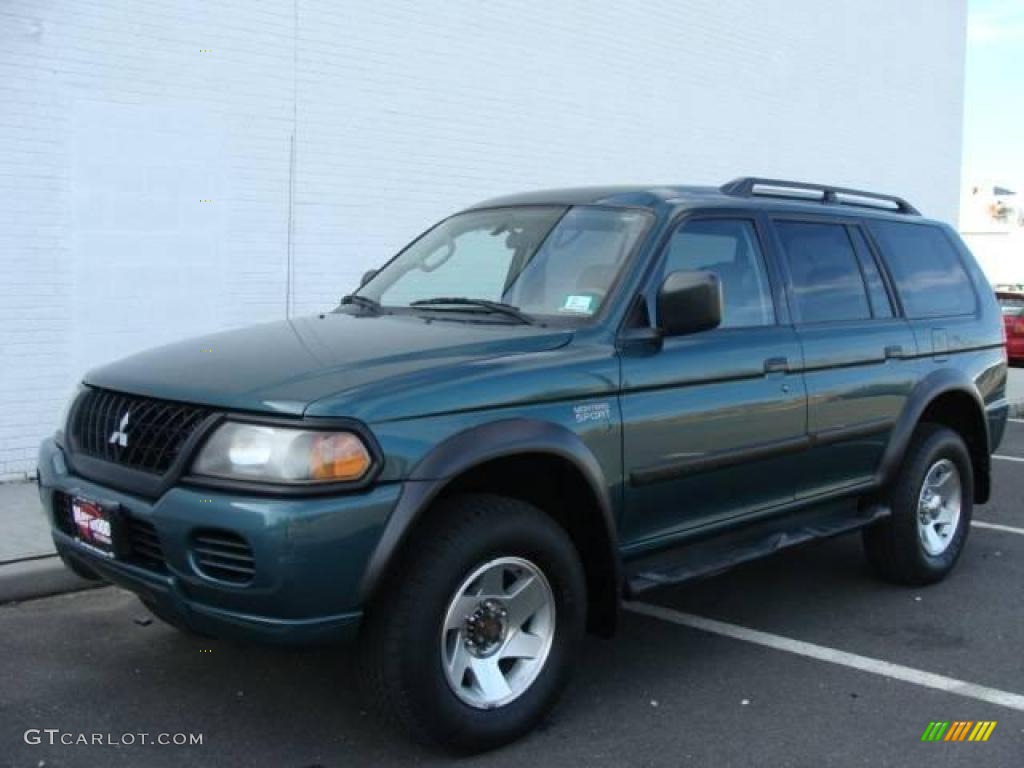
xmin=863 ymin=423 xmax=973 ymax=585
xmin=359 ymin=494 xmax=586 ymax=752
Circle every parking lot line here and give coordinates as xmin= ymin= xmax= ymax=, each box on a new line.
xmin=972 ymin=520 xmax=1024 ymax=536
xmin=625 ymin=602 xmax=1024 ymax=712
xmin=993 ymin=455 xmax=1024 ymax=462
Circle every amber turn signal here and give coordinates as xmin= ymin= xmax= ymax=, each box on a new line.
xmin=310 ymin=432 xmax=371 ymax=481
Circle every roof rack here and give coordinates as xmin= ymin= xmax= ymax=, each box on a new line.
xmin=720 ymin=177 xmax=920 ymax=216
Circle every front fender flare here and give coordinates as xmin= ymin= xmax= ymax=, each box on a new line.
xmin=357 ymin=419 xmax=620 ymax=620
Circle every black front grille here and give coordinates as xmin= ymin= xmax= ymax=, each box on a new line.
xmin=190 ymin=529 xmax=255 ymax=584
xmin=70 ymin=388 xmax=210 ymax=475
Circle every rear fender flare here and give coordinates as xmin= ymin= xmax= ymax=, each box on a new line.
xmin=877 ymin=368 xmax=989 ymax=493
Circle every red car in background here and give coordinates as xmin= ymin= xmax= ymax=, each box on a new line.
xmin=998 ymin=290 xmax=1024 ymax=363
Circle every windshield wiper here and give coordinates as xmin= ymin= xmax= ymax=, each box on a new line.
xmin=340 ymin=294 xmax=383 ymax=313
xmin=409 ymin=297 xmax=536 ymax=325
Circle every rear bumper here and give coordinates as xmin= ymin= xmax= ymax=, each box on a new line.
xmin=37 ymin=437 xmax=402 ymax=646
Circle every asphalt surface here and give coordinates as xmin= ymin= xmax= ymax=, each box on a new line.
xmin=3 ymin=424 xmax=1024 ymax=768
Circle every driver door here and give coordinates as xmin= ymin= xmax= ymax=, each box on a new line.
xmin=620 ymin=213 xmax=807 ymax=549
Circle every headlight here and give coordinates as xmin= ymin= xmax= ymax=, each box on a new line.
xmin=192 ymin=423 xmax=372 ymax=484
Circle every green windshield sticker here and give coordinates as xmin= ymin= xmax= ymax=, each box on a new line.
xmin=562 ymin=295 xmax=595 ymax=314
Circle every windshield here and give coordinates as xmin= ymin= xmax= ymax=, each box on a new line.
xmin=357 ymin=206 xmax=650 ymax=321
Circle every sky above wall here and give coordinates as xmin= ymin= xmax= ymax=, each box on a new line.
xmin=964 ymin=0 xmax=1024 ymax=187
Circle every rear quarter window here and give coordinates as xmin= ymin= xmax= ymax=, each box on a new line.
xmin=867 ymin=222 xmax=977 ymax=319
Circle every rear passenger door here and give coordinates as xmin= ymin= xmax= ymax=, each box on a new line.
xmin=771 ymin=217 xmax=918 ymax=498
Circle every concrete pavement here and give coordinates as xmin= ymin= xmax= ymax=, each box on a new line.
xmin=0 ymin=479 xmax=96 ymax=603
xmin=0 ymin=479 xmax=52 ymax=561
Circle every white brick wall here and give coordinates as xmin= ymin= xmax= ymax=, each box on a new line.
xmin=0 ymin=0 xmax=966 ymax=479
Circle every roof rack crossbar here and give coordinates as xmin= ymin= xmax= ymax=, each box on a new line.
xmin=720 ymin=177 xmax=920 ymax=215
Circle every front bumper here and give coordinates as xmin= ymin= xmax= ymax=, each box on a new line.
xmin=37 ymin=438 xmax=402 ymax=645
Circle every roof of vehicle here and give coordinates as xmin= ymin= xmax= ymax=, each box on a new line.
xmin=467 ymin=178 xmax=933 ymax=224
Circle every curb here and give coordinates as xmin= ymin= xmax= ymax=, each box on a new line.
xmin=1010 ymin=400 xmax=1024 ymax=419
xmin=0 ymin=555 xmax=103 ymax=605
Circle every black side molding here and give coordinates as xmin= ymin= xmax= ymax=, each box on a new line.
xmin=630 ymin=418 xmax=894 ymax=487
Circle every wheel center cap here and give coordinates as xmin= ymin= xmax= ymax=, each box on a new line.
xmin=463 ymin=598 xmax=508 ymax=657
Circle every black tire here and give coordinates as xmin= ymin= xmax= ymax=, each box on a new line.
xmin=862 ymin=423 xmax=973 ymax=585
xmin=358 ymin=493 xmax=586 ymax=753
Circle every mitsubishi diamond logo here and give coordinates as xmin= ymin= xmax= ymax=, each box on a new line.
xmin=109 ymin=411 xmax=130 ymax=447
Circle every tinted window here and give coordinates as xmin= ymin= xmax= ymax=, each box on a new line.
xmin=663 ymin=219 xmax=774 ymax=328
xmin=868 ymin=222 xmax=977 ymax=319
xmin=776 ymin=221 xmax=870 ymax=323
xmin=848 ymin=227 xmax=894 ymax=318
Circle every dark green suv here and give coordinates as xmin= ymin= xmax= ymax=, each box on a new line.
xmin=38 ymin=178 xmax=1009 ymax=751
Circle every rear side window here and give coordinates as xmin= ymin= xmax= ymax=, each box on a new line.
xmin=662 ymin=218 xmax=775 ymax=328
xmin=775 ymin=221 xmax=870 ymax=323
xmin=867 ymin=222 xmax=977 ymax=319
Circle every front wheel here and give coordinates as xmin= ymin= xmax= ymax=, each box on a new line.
xmin=359 ymin=494 xmax=586 ymax=752
xmin=863 ymin=423 xmax=974 ymax=585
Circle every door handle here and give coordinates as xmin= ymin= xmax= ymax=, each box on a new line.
xmin=763 ymin=356 xmax=789 ymax=374
xmin=884 ymin=345 xmax=903 ymax=359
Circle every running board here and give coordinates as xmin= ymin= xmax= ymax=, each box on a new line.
xmin=624 ymin=502 xmax=890 ymax=596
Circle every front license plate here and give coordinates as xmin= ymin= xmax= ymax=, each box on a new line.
xmin=71 ymin=497 xmax=116 ymax=557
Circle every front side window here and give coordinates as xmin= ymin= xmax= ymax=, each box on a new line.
xmin=776 ymin=220 xmax=871 ymax=324
xmin=868 ymin=222 xmax=977 ymax=319
xmin=662 ymin=219 xmax=775 ymax=328
xmin=358 ymin=206 xmax=650 ymax=321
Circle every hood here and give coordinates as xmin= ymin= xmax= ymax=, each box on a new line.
xmin=85 ymin=313 xmax=573 ymax=417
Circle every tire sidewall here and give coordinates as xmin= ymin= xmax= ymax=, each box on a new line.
xmin=896 ymin=427 xmax=973 ymax=577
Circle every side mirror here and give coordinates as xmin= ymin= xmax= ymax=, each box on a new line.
xmin=360 ymin=269 xmax=378 ymax=287
xmin=657 ymin=270 xmax=722 ymax=336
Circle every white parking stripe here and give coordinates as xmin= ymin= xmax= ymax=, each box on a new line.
xmin=973 ymin=520 xmax=1024 ymax=536
xmin=1008 ymin=418 xmax=1024 ymax=424
xmin=994 ymin=455 xmax=1024 ymax=463
xmin=624 ymin=602 xmax=1024 ymax=712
